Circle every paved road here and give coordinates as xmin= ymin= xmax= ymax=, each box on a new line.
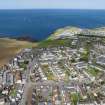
xmin=19 ymin=83 xmax=31 ymax=105
xmin=19 ymin=58 xmax=42 ymax=105
xmin=19 ymin=60 xmax=35 ymax=105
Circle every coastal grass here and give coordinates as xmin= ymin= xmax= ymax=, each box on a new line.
xmin=0 ymin=38 xmax=37 ymax=67
xmin=38 ymin=38 xmax=71 ymax=48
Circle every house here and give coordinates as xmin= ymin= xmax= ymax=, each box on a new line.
xmin=75 ymin=62 xmax=88 ymax=70
xmin=0 ymin=98 xmax=5 ymax=105
xmin=96 ymin=55 xmax=105 ymax=66
xmin=0 ymin=73 xmax=3 ymax=86
xmin=2 ymin=70 xmax=14 ymax=86
xmin=71 ymin=39 xmax=78 ymax=46
xmin=23 ymin=48 xmax=32 ymax=53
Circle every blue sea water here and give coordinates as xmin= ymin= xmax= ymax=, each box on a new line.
xmin=0 ymin=9 xmax=105 ymax=41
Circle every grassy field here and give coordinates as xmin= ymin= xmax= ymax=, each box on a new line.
xmin=38 ymin=39 xmax=71 ymax=48
xmin=0 ymin=38 xmax=37 ymax=67
xmin=86 ymin=66 xmax=100 ymax=77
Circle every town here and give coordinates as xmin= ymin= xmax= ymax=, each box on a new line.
xmin=0 ymin=32 xmax=105 ymax=105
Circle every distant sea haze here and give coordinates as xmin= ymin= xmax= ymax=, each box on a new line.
xmin=0 ymin=9 xmax=105 ymax=41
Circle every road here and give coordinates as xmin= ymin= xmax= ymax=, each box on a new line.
xmin=19 ymin=59 xmax=35 ymax=105
xmin=19 ymin=83 xmax=31 ymax=105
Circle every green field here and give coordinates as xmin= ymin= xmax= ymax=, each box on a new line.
xmin=10 ymin=89 xmax=16 ymax=97
xmin=41 ymin=65 xmax=54 ymax=80
xmin=71 ymin=93 xmax=78 ymax=105
xmin=38 ymin=39 xmax=71 ymax=48
xmin=86 ymin=67 xmax=100 ymax=77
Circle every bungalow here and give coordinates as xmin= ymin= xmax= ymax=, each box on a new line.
xmin=96 ymin=55 xmax=105 ymax=66
xmin=75 ymin=62 xmax=88 ymax=70
xmin=79 ymin=102 xmax=94 ymax=105
xmin=2 ymin=71 xmax=14 ymax=86
xmin=0 ymin=98 xmax=5 ymax=105
xmin=0 ymin=73 xmax=3 ymax=86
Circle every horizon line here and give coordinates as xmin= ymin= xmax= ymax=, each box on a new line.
xmin=0 ymin=8 xmax=105 ymax=10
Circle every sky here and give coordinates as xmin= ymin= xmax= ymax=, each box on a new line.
xmin=0 ymin=0 xmax=105 ymax=9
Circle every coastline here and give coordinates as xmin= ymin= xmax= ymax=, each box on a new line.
xmin=0 ymin=25 xmax=105 ymax=67
xmin=49 ymin=26 xmax=105 ymax=39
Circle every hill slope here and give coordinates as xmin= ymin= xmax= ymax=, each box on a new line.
xmin=0 ymin=38 xmax=37 ymax=67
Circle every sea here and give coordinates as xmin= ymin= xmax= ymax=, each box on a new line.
xmin=0 ymin=9 xmax=105 ymax=41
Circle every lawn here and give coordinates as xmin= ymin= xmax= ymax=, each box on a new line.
xmin=80 ymin=49 xmax=89 ymax=62
xmin=38 ymin=39 xmax=71 ymax=48
xmin=19 ymin=61 xmax=28 ymax=70
xmin=86 ymin=67 xmax=100 ymax=77
xmin=10 ymin=89 xmax=17 ymax=97
xmin=58 ymin=61 xmax=70 ymax=80
xmin=71 ymin=93 xmax=78 ymax=105
xmin=41 ymin=65 xmax=54 ymax=80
